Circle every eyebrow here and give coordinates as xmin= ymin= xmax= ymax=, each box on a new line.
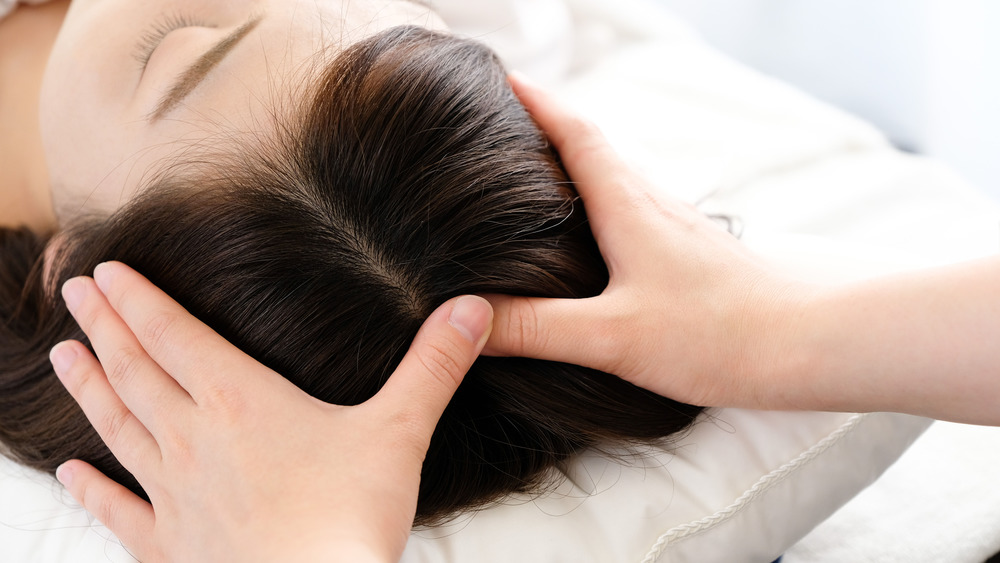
xmin=150 ymin=17 xmax=262 ymax=122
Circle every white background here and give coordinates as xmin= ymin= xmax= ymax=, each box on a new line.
xmin=657 ymin=0 xmax=1000 ymax=203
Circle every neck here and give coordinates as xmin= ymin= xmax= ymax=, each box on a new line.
xmin=0 ymin=0 xmax=69 ymax=232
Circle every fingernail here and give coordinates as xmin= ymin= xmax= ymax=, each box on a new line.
xmin=93 ymin=262 xmax=112 ymax=294
xmin=56 ymin=462 xmax=74 ymax=488
xmin=61 ymin=278 xmax=86 ymax=314
xmin=49 ymin=341 xmax=80 ymax=374
xmin=449 ymin=296 xmax=493 ymax=344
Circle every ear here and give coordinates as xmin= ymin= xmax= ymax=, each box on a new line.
xmin=42 ymin=231 xmax=71 ymax=297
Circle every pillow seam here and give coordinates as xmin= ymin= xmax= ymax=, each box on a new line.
xmin=639 ymin=412 xmax=868 ymax=563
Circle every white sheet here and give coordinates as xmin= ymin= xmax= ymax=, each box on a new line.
xmin=786 ymin=422 xmax=1000 ymax=562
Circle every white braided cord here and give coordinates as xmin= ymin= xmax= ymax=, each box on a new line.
xmin=640 ymin=413 xmax=868 ymax=563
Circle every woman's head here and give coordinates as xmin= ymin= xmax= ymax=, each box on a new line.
xmin=40 ymin=0 xmax=444 ymax=220
xmin=7 ymin=26 xmax=703 ymax=524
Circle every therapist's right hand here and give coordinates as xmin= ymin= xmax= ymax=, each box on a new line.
xmin=486 ymin=74 xmax=811 ymax=410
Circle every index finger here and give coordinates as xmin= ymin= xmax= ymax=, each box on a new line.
xmin=91 ymin=261 xmax=265 ymax=398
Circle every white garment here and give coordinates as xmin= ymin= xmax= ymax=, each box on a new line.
xmin=0 ymin=0 xmax=51 ymax=22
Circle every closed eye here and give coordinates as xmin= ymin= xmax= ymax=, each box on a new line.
xmin=133 ymin=13 xmax=209 ymax=72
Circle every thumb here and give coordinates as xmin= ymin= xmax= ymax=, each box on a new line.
xmin=482 ymin=294 xmax=617 ymax=371
xmin=374 ymin=296 xmax=493 ymax=436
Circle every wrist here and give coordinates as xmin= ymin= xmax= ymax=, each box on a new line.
xmin=733 ymin=275 xmax=825 ymax=411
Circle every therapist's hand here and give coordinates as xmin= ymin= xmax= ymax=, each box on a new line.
xmin=50 ymin=262 xmax=492 ymax=563
xmin=486 ymin=74 xmax=811 ymax=410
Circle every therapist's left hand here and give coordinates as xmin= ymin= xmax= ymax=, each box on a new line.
xmin=50 ymin=261 xmax=493 ymax=563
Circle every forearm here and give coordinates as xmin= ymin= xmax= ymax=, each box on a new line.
xmin=766 ymin=256 xmax=1000 ymax=424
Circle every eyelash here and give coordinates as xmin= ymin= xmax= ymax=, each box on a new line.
xmin=133 ymin=13 xmax=204 ymax=70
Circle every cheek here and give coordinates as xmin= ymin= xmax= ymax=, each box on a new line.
xmin=39 ymin=92 xmax=107 ymax=216
xmin=40 ymin=99 xmax=138 ymax=220
xmin=40 ymin=43 xmax=105 ymax=197
xmin=39 ymin=4 xmax=146 ymax=216
xmin=40 ymin=88 xmax=91 ymax=215
xmin=44 ymin=117 xmax=191 ymax=220
xmin=40 ymin=59 xmax=157 ymax=218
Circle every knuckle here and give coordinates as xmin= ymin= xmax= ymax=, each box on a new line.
xmin=158 ymin=426 xmax=195 ymax=466
xmin=199 ymin=384 xmax=248 ymax=423
xmin=96 ymin=406 xmax=131 ymax=452
xmin=140 ymin=310 xmax=181 ymax=358
xmin=506 ymin=301 xmax=545 ymax=357
xmin=415 ymin=339 xmax=467 ymax=391
xmin=104 ymin=346 xmax=142 ymax=389
xmin=92 ymin=488 xmax=121 ymax=526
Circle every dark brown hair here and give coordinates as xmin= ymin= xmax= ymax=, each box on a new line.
xmin=0 ymin=27 xmax=702 ymax=525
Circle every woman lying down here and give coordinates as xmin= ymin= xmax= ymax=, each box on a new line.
xmin=0 ymin=0 xmax=702 ymax=525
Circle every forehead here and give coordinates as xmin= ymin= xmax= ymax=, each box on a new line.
xmin=42 ymin=0 xmax=445 ymax=221
xmin=178 ymin=1 xmax=447 ymax=142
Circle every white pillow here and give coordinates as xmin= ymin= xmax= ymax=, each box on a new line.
xmin=0 ymin=410 xmax=929 ymax=563
xmin=402 ymin=411 xmax=929 ymax=563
